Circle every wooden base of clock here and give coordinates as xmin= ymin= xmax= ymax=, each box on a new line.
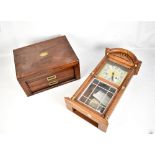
xmin=65 ymin=97 xmax=109 ymax=132
xmin=65 ymin=48 xmax=141 ymax=132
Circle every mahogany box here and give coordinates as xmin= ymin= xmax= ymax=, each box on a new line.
xmin=13 ymin=36 xmax=80 ymax=96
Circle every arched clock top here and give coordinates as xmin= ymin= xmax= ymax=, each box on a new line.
xmin=105 ymin=48 xmax=142 ymax=75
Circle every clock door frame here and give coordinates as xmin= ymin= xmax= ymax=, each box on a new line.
xmin=65 ymin=48 xmax=142 ymax=132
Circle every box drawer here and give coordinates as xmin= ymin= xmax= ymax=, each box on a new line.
xmin=27 ymin=68 xmax=75 ymax=93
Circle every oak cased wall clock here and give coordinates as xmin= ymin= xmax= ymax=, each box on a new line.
xmin=65 ymin=48 xmax=142 ymax=132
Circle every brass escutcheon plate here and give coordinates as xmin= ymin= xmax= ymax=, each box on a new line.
xmin=40 ymin=51 xmax=48 ymax=57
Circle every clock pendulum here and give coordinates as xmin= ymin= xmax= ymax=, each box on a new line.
xmin=65 ymin=48 xmax=142 ymax=132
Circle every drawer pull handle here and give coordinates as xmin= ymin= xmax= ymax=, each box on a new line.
xmin=48 ymin=80 xmax=58 ymax=86
xmin=47 ymin=75 xmax=56 ymax=81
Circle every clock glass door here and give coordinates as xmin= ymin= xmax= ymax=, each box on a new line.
xmin=77 ymin=61 xmax=129 ymax=114
xmin=78 ymin=78 xmax=117 ymax=114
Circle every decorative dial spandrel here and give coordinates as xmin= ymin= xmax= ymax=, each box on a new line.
xmin=97 ymin=61 xmax=128 ymax=86
xmin=78 ymin=79 xmax=117 ymax=114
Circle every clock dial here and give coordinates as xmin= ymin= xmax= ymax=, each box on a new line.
xmin=97 ymin=61 xmax=128 ymax=86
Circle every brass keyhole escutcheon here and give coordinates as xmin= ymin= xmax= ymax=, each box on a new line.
xmin=40 ymin=51 xmax=48 ymax=57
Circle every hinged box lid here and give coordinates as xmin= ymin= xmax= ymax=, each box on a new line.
xmin=13 ymin=36 xmax=79 ymax=79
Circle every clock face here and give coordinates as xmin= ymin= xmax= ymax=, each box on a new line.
xmin=97 ymin=61 xmax=128 ymax=86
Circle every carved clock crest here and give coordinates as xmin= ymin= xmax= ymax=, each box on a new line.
xmin=65 ymin=48 xmax=141 ymax=132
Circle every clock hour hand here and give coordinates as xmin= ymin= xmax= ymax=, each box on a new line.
xmin=111 ymin=72 xmax=114 ymax=81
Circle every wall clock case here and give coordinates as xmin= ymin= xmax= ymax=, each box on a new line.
xmin=65 ymin=48 xmax=142 ymax=132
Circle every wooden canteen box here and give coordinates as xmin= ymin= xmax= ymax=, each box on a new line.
xmin=13 ymin=36 xmax=80 ymax=96
xmin=65 ymin=48 xmax=141 ymax=132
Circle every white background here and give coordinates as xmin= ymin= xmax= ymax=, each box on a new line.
xmin=0 ymin=1 xmax=155 ymax=155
